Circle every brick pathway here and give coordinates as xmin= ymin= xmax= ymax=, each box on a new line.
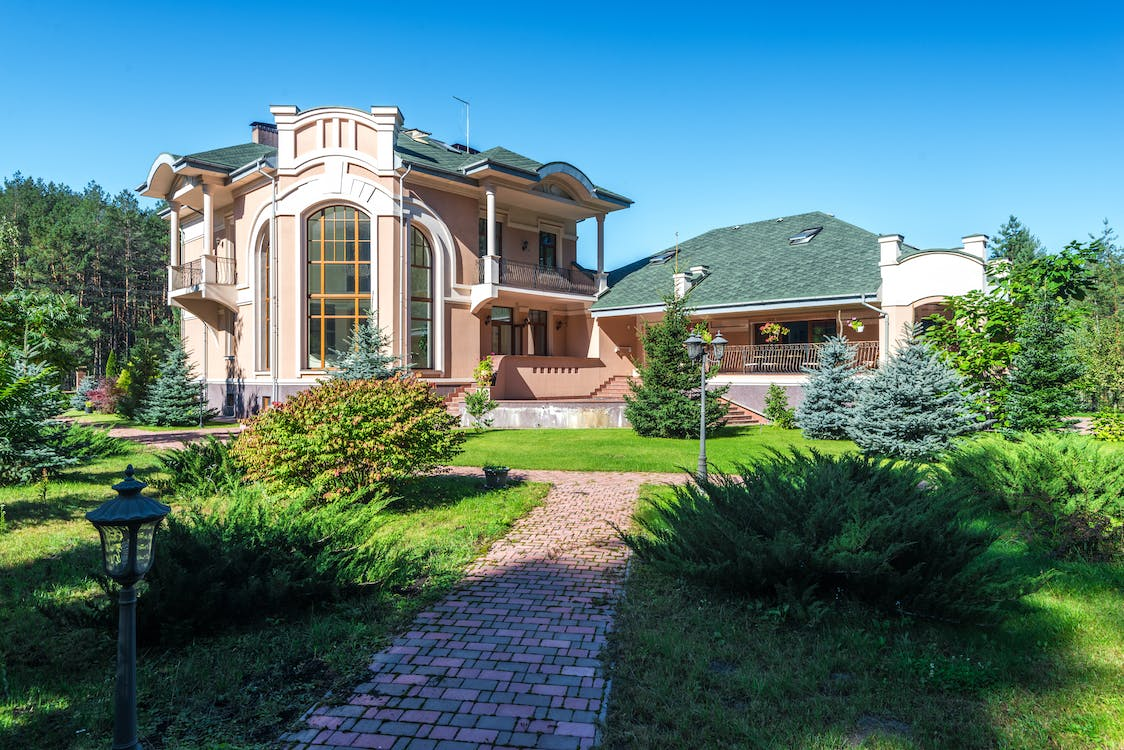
xmin=280 ymin=467 xmax=681 ymax=750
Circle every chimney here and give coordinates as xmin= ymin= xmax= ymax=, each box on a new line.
xmin=250 ymin=121 xmax=278 ymax=147
xmin=878 ymin=234 xmax=903 ymax=266
xmin=673 ymin=272 xmax=690 ymax=299
xmin=961 ymin=234 xmax=988 ymax=261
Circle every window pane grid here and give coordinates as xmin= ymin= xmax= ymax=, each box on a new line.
xmin=307 ymin=207 xmax=371 ymax=369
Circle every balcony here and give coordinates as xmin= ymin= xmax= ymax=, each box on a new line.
xmin=168 ymin=254 xmax=237 ymax=325
xmin=476 ymin=257 xmax=597 ymax=296
xmin=718 ymin=341 xmax=880 ymax=374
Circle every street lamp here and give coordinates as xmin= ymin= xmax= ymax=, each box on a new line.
xmin=86 ymin=465 xmax=170 ymax=750
xmin=684 ymin=330 xmax=728 ymax=482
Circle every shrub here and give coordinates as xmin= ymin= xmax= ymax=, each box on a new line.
xmin=625 ymin=294 xmax=728 ymax=438
xmin=135 ymin=485 xmax=399 ymax=643
xmin=86 ymin=377 xmax=123 ymax=414
xmin=59 ymin=424 xmax=129 ymax=462
xmin=231 ymin=376 xmax=463 ymax=497
xmin=945 ymin=433 xmax=1124 ymax=560
xmin=156 ymin=436 xmax=242 ymax=497
xmin=70 ymin=375 xmax=97 ymax=411
xmin=0 ymin=349 xmax=72 ymax=483
xmin=848 ymin=328 xmax=976 ymax=460
xmin=463 ymin=387 xmax=498 ymax=429
xmin=763 ymin=383 xmax=797 ymax=429
xmin=1091 ymin=411 xmax=1124 ymax=442
xmin=796 ymin=336 xmax=858 ymax=439
xmin=621 ymin=451 xmax=1026 ymax=623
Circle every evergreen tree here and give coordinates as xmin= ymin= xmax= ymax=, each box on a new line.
xmin=848 ymin=328 xmax=977 ymax=461
xmin=71 ymin=374 xmax=97 ymax=410
xmin=1005 ymin=299 xmax=1083 ymax=432
xmin=989 ymin=215 xmax=1043 ymax=266
xmin=796 ymin=336 xmax=859 ymax=439
xmin=0 ymin=346 xmax=72 ymax=483
xmin=330 ymin=316 xmax=404 ymax=381
xmin=763 ymin=383 xmax=797 ymax=429
xmin=136 ymin=342 xmax=215 ymax=426
xmin=624 ymin=294 xmax=728 ymax=438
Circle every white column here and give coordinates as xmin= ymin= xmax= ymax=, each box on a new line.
xmin=168 ymin=201 xmax=181 ymax=267
xmin=595 ymin=213 xmax=607 ymax=293
xmin=202 ymin=184 xmax=214 ymax=255
xmin=484 ymin=183 xmax=499 ymax=285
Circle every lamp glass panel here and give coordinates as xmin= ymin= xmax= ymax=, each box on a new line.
xmin=134 ymin=520 xmax=160 ymax=577
xmin=97 ymin=524 xmax=131 ymax=579
xmin=685 ymin=336 xmax=704 ymax=361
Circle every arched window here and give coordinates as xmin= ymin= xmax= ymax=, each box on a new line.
xmin=257 ymin=233 xmax=270 ymax=371
xmin=306 ymin=206 xmax=371 ymax=369
xmin=410 ymin=228 xmax=433 ymax=369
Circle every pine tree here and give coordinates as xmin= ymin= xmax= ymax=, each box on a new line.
xmin=848 ymin=328 xmax=976 ymax=460
xmin=763 ymin=383 xmax=797 ymax=429
xmin=989 ymin=215 xmax=1043 ymax=266
xmin=136 ymin=342 xmax=215 ymax=426
xmin=330 ymin=316 xmax=404 ymax=381
xmin=1005 ymin=299 xmax=1083 ymax=432
xmin=624 ymin=294 xmax=728 ymax=438
xmin=70 ymin=374 xmax=96 ymax=410
xmin=796 ymin=336 xmax=859 ymax=439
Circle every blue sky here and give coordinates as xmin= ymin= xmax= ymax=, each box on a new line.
xmin=1 ymin=1 xmax=1121 ymax=268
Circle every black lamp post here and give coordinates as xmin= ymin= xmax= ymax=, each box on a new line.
xmin=684 ymin=330 xmax=728 ymax=482
xmin=86 ymin=465 xmax=170 ymax=750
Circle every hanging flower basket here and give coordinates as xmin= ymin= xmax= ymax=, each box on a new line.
xmin=759 ymin=322 xmax=790 ymax=344
xmin=848 ymin=318 xmax=865 ymax=333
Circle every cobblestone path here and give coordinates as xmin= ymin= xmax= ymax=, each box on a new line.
xmin=280 ymin=467 xmax=680 ymax=750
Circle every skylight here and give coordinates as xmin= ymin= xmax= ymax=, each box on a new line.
xmin=788 ymin=226 xmax=823 ymax=245
xmin=648 ymin=250 xmax=676 ymax=265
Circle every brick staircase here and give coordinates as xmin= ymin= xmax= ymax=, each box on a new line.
xmin=443 ymin=383 xmax=471 ymax=417
xmin=721 ymin=397 xmax=768 ymax=426
xmin=587 ymin=374 xmax=635 ymax=400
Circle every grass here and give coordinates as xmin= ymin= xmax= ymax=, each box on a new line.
xmin=0 ymin=449 xmax=548 ymax=749
xmin=450 ymin=426 xmax=854 ymax=473
xmin=604 ymin=485 xmax=1124 ymax=749
xmin=59 ymin=410 xmax=233 ymax=431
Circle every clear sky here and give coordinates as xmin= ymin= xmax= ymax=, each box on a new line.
xmin=1 ymin=1 xmax=1120 ymax=269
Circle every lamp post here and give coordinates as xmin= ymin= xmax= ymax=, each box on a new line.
xmin=684 ymin=330 xmax=727 ymax=482
xmin=86 ymin=465 xmax=170 ymax=750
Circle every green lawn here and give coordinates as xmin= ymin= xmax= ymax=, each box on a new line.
xmin=0 ymin=450 xmax=547 ymax=749
xmin=604 ymin=485 xmax=1124 ymax=749
xmin=60 ymin=410 xmax=233 ymax=431
xmin=451 ymin=426 xmax=855 ymax=473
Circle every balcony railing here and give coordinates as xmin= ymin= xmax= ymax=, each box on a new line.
xmin=478 ymin=257 xmax=597 ymax=296
xmin=718 ymin=341 xmax=880 ymax=373
xmin=169 ymin=254 xmax=237 ymax=291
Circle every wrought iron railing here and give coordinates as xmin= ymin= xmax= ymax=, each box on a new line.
xmin=477 ymin=257 xmax=597 ymax=296
xmin=169 ymin=255 xmax=236 ymax=290
xmin=718 ymin=341 xmax=879 ymax=373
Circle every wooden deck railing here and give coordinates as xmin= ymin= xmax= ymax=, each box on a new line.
xmin=718 ymin=341 xmax=879 ymax=373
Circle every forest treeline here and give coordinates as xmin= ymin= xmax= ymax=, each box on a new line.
xmin=0 ymin=174 xmax=174 ymax=381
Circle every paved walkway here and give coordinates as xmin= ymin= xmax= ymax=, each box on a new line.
xmin=280 ymin=467 xmax=682 ymax=750
xmin=106 ymin=424 xmax=240 ymax=450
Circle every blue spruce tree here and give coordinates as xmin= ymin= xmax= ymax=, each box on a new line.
xmin=796 ymin=335 xmax=859 ymax=439
xmin=848 ymin=327 xmax=976 ymax=460
xmin=331 ymin=316 xmax=404 ymax=381
xmin=136 ymin=342 xmax=215 ymax=426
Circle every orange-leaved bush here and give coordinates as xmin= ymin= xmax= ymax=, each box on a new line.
xmin=231 ymin=376 xmax=463 ymax=496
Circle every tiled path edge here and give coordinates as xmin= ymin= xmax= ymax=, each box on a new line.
xmin=280 ymin=468 xmax=681 ymax=750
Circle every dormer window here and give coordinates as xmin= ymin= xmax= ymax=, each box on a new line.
xmin=788 ymin=226 xmax=823 ymax=245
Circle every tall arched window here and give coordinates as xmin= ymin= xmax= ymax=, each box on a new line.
xmin=257 ymin=233 xmax=270 ymax=371
xmin=306 ymin=206 xmax=371 ymax=369
xmin=410 ymin=227 xmax=433 ymax=369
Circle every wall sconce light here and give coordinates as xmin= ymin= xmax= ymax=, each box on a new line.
xmin=521 ymin=240 xmax=529 ymax=251
xmin=555 ymin=320 xmax=565 ymax=331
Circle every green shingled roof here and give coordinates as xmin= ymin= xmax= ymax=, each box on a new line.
xmin=182 ymin=143 xmax=277 ymax=171
xmin=592 ymin=212 xmax=883 ymax=312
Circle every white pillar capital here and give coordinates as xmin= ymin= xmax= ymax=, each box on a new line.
xmin=485 ymin=184 xmax=498 ymax=260
xmin=596 ymin=213 xmax=606 ymax=292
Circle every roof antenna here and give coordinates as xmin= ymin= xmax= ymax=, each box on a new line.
xmin=674 ymin=232 xmax=679 ymax=274
xmin=453 ymin=96 xmax=470 ymax=153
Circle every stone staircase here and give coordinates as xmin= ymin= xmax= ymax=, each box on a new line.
xmin=587 ymin=374 xmax=635 ymax=400
xmin=443 ymin=383 xmax=471 ymax=417
xmin=720 ymin=398 xmax=768 ymax=426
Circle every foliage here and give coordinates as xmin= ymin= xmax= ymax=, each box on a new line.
xmin=85 ymin=376 xmax=123 ymax=414
xmin=463 ymin=386 xmax=498 ymax=429
xmin=988 ymin=215 xmax=1043 ymax=265
xmin=104 ymin=350 xmax=118 ymax=380
xmin=115 ymin=327 xmax=173 ymax=419
xmin=945 ymin=433 xmax=1124 ymax=561
xmin=625 ymin=294 xmax=729 ymax=438
xmin=330 ymin=316 xmax=404 ymax=381
xmin=232 ymin=376 xmax=463 ymax=496
xmin=763 ymin=383 xmax=796 ymax=429
xmin=70 ymin=374 xmax=96 ymax=410
xmin=0 ymin=288 xmax=93 ymax=376
xmin=473 ymin=355 xmax=495 ymax=387
xmin=621 ymin=450 xmax=1026 ymax=623
xmin=156 ymin=436 xmax=243 ymax=497
xmin=1004 ymin=299 xmax=1083 ymax=433
xmin=1091 ymin=411 xmax=1124 ymax=442
xmin=0 ymin=175 xmax=172 ymax=378
xmin=0 ymin=348 xmax=72 ymax=483
xmin=1076 ymin=222 xmax=1124 ymax=409
xmin=796 ymin=335 xmax=859 ymax=439
xmin=848 ymin=328 xmax=976 ymax=460
xmin=133 ymin=485 xmax=397 ymax=644
xmin=758 ymin=321 xmax=789 ymax=343
xmin=58 ymin=424 xmax=128 ymax=462
xmin=136 ymin=341 xmax=214 ymax=426
xmin=996 ymin=240 xmax=1098 ymax=310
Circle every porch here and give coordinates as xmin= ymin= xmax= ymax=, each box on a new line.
xmin=717 ymin=341 xmax=879 ymax=374
xmin=477 ymin=257 xmax=598 ymax=296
